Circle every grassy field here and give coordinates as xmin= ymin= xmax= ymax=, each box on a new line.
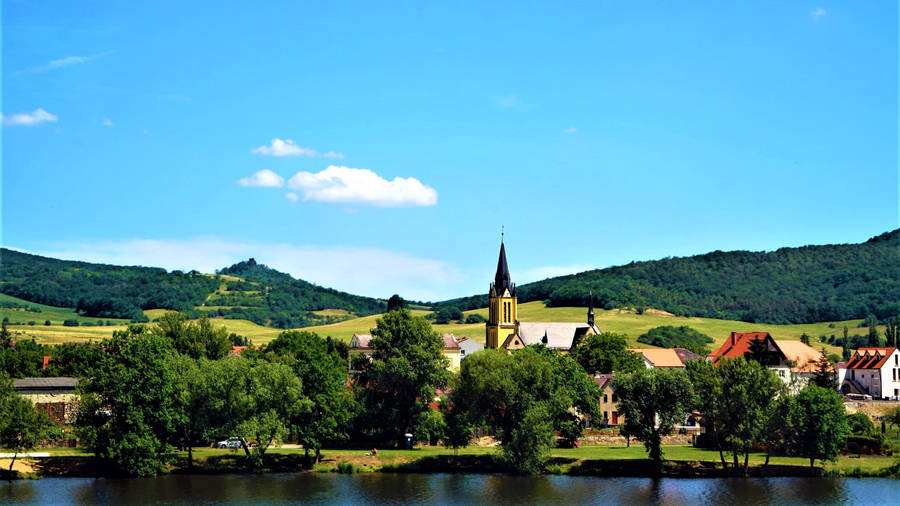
xmin=4 ymin=294 xmax=876 ymax=355
xmin=19 ymin=443 xmax=897 ymax=477
xmin=0 ymin=293 xmax=130 ymax=326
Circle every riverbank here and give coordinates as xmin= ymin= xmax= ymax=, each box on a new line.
xmin=2 ymin=444 xmax=898 ymax=480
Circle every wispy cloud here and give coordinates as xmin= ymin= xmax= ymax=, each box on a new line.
xmin=811 ymin=7 xmax=827 ymax=19
xmin=285 ymin=192 xmax=299 ymax=202
xmin=1 ymin=108 xmax=58 ymax=127
xmin=286 ymin=165 xmax=438 ymax=207
xmin=494 ymin=94 xmax=528 ymax=111
xmin=563 ymin=126 xmax=578 ymax=134
xmin=252 ymin=138 xmax=344 ymax=158
xmin=102 ymin=118 xmax=114 ymax=127
xmin=237 ymin=169 xmax=285 ymax=188
xmin=27 ymin=237 xmax=465 ymax=301
xmin=18 ymin=51 xmax=113 ymax=74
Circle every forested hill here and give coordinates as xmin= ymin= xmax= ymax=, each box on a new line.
xmin=0 ymin=249 xmax=386 ymax=328
xmin=439 ymin=229 xmax=900 ymax=324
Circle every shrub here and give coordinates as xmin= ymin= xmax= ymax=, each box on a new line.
xmin=62 ymin=319 xmax=79 ymax=327
xmin=44 ymin=320 xmax=51 ymax=326
xmin=465 ymin=314 xmax=487 ymax=324
xmin=335 ymin=461 xmax=355 ymax=473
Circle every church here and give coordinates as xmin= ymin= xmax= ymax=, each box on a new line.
xmin=485 ymin=240 xmax=600 ymax=351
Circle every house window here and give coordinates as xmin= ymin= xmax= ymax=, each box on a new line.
xmin=851 ymin=370 xmax=856 ymax=380
xmin=612 ymin=394 xmax=618 ymax=402
xmin=779 ymin=370 xmax=785 ymax=377
xmin=603 ymin=394 xmax=608 ymax=403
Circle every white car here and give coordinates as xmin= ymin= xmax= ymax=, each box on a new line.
xmin=216 ymin=437 xmax=242 ymax=449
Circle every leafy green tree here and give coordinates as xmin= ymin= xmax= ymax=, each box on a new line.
xmin=0 ymin=323 xmax=10 ymax=348
xmin=845 ymin=412 xmax=875 ymax=436
xmin=465 ymin=313 xmax=487 ymax=324
xmin=793 ymin=385 xmax=850 ymax=467
xmin=884 ymin=406 xmax=900 ymax=436
xmin=414 ymin=410 xmax=447 ymax=446
xmin=45 ymin=342 xmax=103 ymax=378
xmin=169 ymin=355 xmax=217 ymax=469
xmin=761 ymin=394 xmax=798 ymax=466
xmin=637 ymin=326 xmax=714 ymax=355
xmin=810 ymin=351 xmax=837 ymax=389
xmin=0 ymin=374 xmax=55 ymax=479
xmin=613 ymin=368 xmax=694 ymax=471
xmin=154 ymin=312 xmax=231 ymax=360
xmin=449 ymin=346 xmax=600 ymax=473
xmin=267 ymin=331 xmax=354 ymax=464
xmin=572 ymin=332 xmax=644 ymax=375
xmin=75 ymin=327 xmax=179 ymax=477
xmin=800 ymin=332 xmax=810 ymax=345
xmin=354 ymin=309 xmax=450 ymax=446
xmin=386 ymin=294 xmax=406 ymax=312
xmin=714 ymin=357 xmax=783 ymax=475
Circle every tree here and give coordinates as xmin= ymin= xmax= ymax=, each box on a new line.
xmin=169 ymin=355 xmax=216 ymax=469
xmin=636 ymin=326 xmax=714 ymax=355
xmin=613 ymin=368 xmax=693 ymax=471
xmin=386 ymin=294 xmax=406 ymax=312
xmin=75 ymin=327 xmax=179 ymax=477
xmin=711 ymin=357 xmax=783 ymax=475
xmin=354 ymin=309 xmax=450 ymax=445
xmin=414 ymin=410 xmax=447 ymax=446
xmin=800 ymin=332 xmax=810 ymax=346
xmin=842 ymin=326 xmax=850 ymax=360
xmin=865 ymin=314 xmax=880 ymax=347
xmin=449 ymin=346 xmax=600 ymax=473
xmin=0 ymin=323 xmax=11 ymax=348
xmin=154 ymin=312 xmax=231 ymax=360
xmin=267 ymin=331 xmax=354 ymax=464
xmin=465 ymin=313 xmax=487 ymax=324
xmin=761 ymin=394 xmax=798 ymax=466
xmin=793 ymin=385 xmax=850 ymax=468
xmin=884 ymin=317 xmax=899 ymax=348
xmin=0 ymin=374 xmax=55 ymax=479
xmin=572 ymin=332 xmax=644 ymax=375
xmin=746 ymin=337 xmax=775 ymax=366
xmin=884 ymin=406 xmax=900 ymax=436
xmin=810 ymin=351 xmax=837 ymax=389
xmin=845 ymin=412 xmax=875 ymax=436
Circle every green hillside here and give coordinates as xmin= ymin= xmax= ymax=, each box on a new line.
xmin=0 ymin=249 xmax=386 ymax=328
xmin=439 ymin=229 xmax=900 ymax=324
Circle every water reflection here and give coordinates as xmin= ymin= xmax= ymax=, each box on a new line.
xmin=1 ymin=473 xmax=896 ymax=505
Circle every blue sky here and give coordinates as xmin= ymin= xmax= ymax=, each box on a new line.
xmin=2 ymin=1 xmax=897 ymax=301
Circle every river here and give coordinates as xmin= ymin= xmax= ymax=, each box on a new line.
xmin=1 ymin=473 xmax=898 ymax=505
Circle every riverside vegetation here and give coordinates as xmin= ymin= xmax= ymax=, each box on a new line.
xmin=2 ymin=308 xmax=899 ymax=479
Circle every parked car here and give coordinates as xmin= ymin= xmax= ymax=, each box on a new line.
xmin=215 ymin=437 xmax=242 ymax=449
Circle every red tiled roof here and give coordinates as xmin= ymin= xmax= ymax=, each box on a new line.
xmin=846 ymin=347 xmax=896 ymax=370
xmin=593 ymin=372 xmax=615 ymax=389
xmin=707 ymin=332 xmax=772 ymax=365
xmin=42 ymin=355 xmax=52 ymax=370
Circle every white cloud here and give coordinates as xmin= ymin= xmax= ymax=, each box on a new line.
xmin=1 ymin=108 xmax=58 ymax=127
xmin=285 ymin=192 xmax=299 ymax=202
xmin=102 ymin=118 xmax=114 ymax=127
xmin=251 ymin=138 xmax=344 ymax=159
xmin=286 ymin=165 xmax=438 ymax=207
xmin=237 ymin=169 xmax=285 ymax=188
xmin=19 ymin=51 xmax=113 ymax=74
xmin=811 ymin=7 xmax=827 ymax=19
xmin=27 ymin=237 xmax=465 ymax=301
xmin=563 ymin=126 xmax=577 ymax=134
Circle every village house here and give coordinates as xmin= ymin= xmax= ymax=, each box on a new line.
xmin=457 ymin=336 xmax=484 ymax=360
xmin=486 ymin=240 xmax=600 ymax=352
xmin=629 ymin=347 xmax=700 ymax=369
xmin=593 ymin=373 xmax=622 ymax=427
xmin=839 ymin=347 xmax=900 ymax=400
xmin=348 ymin=332 xmax=463 ymax=371
xmin=707 ymin=331 xmax=826 ymax=390
xmin=13 ymin=377 xmax=79 ymax=425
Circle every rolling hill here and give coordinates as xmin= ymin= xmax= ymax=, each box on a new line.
xmin=438 ymin=229 xmax=900 ymax=325
xmin=0 ymin=249 xmax=387 ymax=328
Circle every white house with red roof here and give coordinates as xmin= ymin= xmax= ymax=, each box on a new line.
xmin=839 ymin=347 xmax=900 ymax=400
xmin=348 ymin=332 xmax=463 ymax=371
xmin=707 ymin=331 xmax=827 ymax=390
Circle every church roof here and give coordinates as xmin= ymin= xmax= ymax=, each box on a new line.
xmin=516 ymin=322 xmax=597 ymax=350
xmin=493 ymin=242 xmax=513 ymax=294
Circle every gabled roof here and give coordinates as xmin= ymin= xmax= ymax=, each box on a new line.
xmin=350 ymin=333 xmax=373 ymax=348
xmin=707 ymin=332 xmax=774 ymax=365
xmin=846 ymin=347 xmax=897 ymax=370
xmin=13 ymin=377 xmax=77 ymax=390
xmin=673 ymin=348 xmax=702 ymax=364
xmin=629 ymin=348 xmax=685 ymax=368
xmin=516 ymin=322 xmax=596 ymax=350
xmin=773 ymin=340 xmax=826 ymax=373
xmin=442 ymin=334 xmax=460 ymax=349
xmin=593 ymin=372 xmax=615 ymax=389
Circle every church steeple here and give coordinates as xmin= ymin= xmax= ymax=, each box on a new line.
xmin=486 ymin=235 xmax=517 ymax=349
xmin=494 ymin=241 xmax=512 ymax=294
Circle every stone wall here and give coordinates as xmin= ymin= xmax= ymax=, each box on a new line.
xmin=844 ymin=399 xmax=900 ymax=420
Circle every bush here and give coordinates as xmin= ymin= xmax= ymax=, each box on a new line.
xmin=44 ymin=320 xmax=51 ymax=326
xmin=843 ymin=435 xmax=889 ymax=455
xmin=335 ymin=461 xmax=355 ymax=473
xmin=465 ymin=314 xmax=487 ymax=324
xmin=62 ymin=319 xmax=79 ymax=327
xmin=847 ymin=412 xmax=876 ymax=436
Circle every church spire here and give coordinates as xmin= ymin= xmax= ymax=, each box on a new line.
xmin=587 ymin=291 xmax=595 ymax=327
xmin=494 ymin=240 xmax=512 ymax=294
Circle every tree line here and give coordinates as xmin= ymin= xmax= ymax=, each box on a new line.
xmin=438 ymin=229 xmax=900 ymax=324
